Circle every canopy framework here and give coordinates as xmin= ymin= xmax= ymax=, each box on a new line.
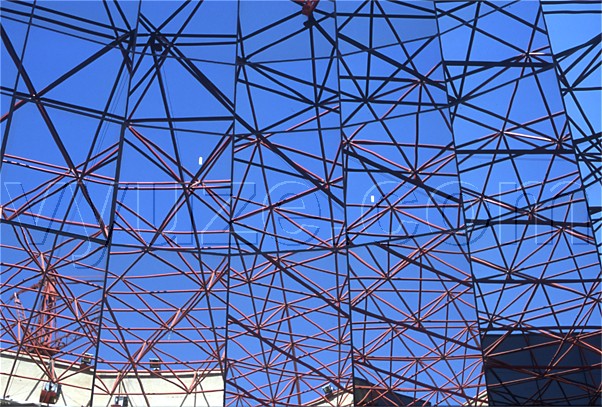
xmin=1 ymin=1 xmax=600 ymax=406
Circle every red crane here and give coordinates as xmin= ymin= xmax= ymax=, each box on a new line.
xmin=12 ymin=255 xmax=59 ymax=357
xmin=13 ymin=255 xmax=95 ymax=405
xmin=13 ymin=276 xmax=58 ymax=357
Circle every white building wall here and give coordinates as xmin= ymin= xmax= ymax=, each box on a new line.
xmin=0 ymin=352 xmax=223 ymax=407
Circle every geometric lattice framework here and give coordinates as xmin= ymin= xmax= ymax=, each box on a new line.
xmin=1 ymin=1 xmax=600 ymax=406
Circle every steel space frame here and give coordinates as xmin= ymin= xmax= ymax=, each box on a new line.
xmin=0 ymin=1 xmax=600 ymax=406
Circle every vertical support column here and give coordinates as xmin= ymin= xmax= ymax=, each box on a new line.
xmin=436 ymin=1 xmax=601 ymax=404
xmin=541 ymin=0 xmax=602 ymax=259
xmin=0 ymin=2 xmax=139 ymax=405
xmin=94 ymin=2 xmax=237 ymax=405
xmin=226 ymin=2 xmax=352 ymax=405
xmin=336 ymin=1 xmax=484 ymax=405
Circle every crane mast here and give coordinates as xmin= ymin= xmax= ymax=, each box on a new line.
xmin=12 ymin=258 xmax=59 ymax=357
